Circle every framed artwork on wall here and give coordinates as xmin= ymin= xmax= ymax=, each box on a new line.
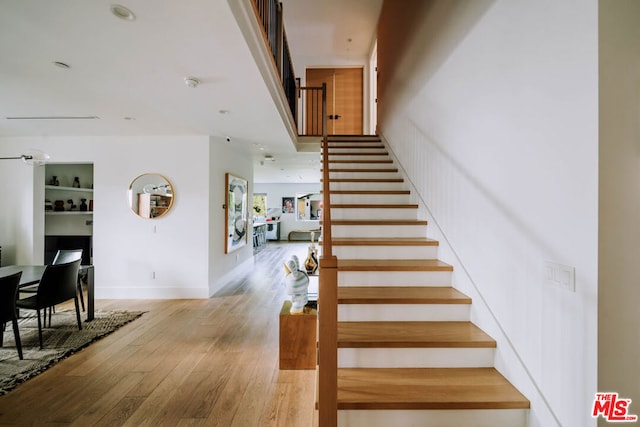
xmin=225 ymin=173 xmax=248 ymax=254
xmin=282 ymin=197 xmax=294 ymax=213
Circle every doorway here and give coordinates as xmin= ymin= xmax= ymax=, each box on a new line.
xmin=306 ymin=67 xmax=363 ymax=135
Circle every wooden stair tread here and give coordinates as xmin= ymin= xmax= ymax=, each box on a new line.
xmin=327 ymin=137 xmax=380 ymax=142
xmin=332 ymin=203 xmax=418 ymax=209
xmin=337 ymin=368 xmax=530 ymax=410
xmin=330 ymin=237 xmax=438 ymax=246
xmin=338 ymin=321 xmax=495 ymax=348
xmin=328 ymin=219 xmax=428 ymax=226
xmin=326 ymin=160 xmax=394 ymax=164
xmin=328 ymin=152 xmax=389 ymax=156
xmin=338 ymin=259 xmax=453 ymax=271
xmin=338 ymin=286 xmax=471 ymax=304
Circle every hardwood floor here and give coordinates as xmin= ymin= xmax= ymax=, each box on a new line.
xmin=0 ymin=242 xmax=318 ymax=426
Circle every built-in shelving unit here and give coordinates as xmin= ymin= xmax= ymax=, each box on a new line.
xmin=44 ymin=163 xmax=94 ymax=264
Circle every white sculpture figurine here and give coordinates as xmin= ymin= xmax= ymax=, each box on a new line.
xmin=284 ymin=257 xmax=310 ymax=314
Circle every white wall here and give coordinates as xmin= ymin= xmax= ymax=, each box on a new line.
xmin=1 ymin=134 xmax=255 ymax=299
xmin=0 ymin=138 xmax=42 ymax=265
xmin=208 ymin=136 xmax=255 ymax=295
xmin=377 ymin=1 xmax=598 ymax=426
xmin=253 ymin=182 xmax=321 ymax=240
xmin=598 ymin=1 xmax=640 ymax=423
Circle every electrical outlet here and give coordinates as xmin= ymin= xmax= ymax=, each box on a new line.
xmin=544 ymin=261 xmax=575 ymax=292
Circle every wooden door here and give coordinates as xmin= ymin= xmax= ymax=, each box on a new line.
xmin=306 ymin=67 xmax=363 ymax=135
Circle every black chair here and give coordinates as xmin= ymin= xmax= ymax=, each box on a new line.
xmin=16 ymin=259 xmax=82 ymax=349
xmin=52 ymin=249 xmax=85 ymax=312
xmin=0 ymin=271 xmax=24 ymax=359
xmin=20 ymin=249 xmax=85 ymax=312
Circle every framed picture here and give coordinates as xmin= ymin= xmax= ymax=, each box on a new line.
xmin=282 ymin=197 xmax=294 ymax=214
xmin=225 ymin=173 xmax=248 ymax=254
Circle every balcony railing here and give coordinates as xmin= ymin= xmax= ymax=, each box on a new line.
xmin=251 ymin=0 xmax=298 ymax=130
xmin=298 ymin=85 xmax=327 ymax=137
xmin=251 ymin=0 xmax=326 ymax=138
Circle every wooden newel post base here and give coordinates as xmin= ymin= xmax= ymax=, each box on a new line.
xmin=318 ymin=255 xmax=338 ymax=427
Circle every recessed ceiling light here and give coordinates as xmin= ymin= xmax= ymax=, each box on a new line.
xmin=53 ymin=61 xmax=70 ymax=69
xmin=218 ymin=109 xmax=230 ymax=115
xmin=124 ymin=117 xmax=135 ymax=120
xmin=110 ymin=4 xmax=136 ymax=21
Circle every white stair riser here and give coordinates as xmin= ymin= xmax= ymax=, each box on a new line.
xmin=330 ymin=181 xmax=406 ymax=191
xmin=338 ymin=304 xmax=470 ymax=322
xmin=329 ymin=155 xmax=390 ymax=162
xmin=332 ymin=245 xmax=438 ymax=260
xmin=338 ymin=271 xmax=452 ymax=286
xmin=326 ymin=162 xmax=396 ymax=170
xmin=332 ymin=225 xmax=427 ymax=239
xmin=328 ymin=137 xmax=381 ymax=142
xmin=328 ymin=141 xmax=382 ymax=145
xmin=328 ymin=142 xmax=388 ymax=153
xmin=331 ymin=193 xmax=410 ymax=204
xmin=338 ymin=348 xmax=495 ymax=368
xmin=332 ymin=208 xmax=417 ymax=221
xmin=330 ymin=171 xmax=399 ymax=180
xmin=327 ymin=147 xmax=387 ymax=153
xmin=338 ymin=409 xmax=528 ymax=427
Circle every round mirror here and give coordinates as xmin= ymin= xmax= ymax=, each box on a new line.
xmin=128 ymin=173 xmax=174 ymax=219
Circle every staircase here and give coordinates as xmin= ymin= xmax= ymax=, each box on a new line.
xmin=319 ymin=135 xmax=529 ymax=426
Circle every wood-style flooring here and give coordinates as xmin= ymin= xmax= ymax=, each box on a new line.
xmin=0 ymin=242 xmax=317 ymax=426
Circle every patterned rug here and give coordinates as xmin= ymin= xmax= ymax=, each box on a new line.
xmin=0 ymin=310 xmax=144 ymax=394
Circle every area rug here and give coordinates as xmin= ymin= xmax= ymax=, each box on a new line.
xmin=0 ymin=310 xmax=144 ymax=395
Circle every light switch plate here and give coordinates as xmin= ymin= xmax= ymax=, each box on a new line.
xmin=544 ymin=261 xmax=575 ymax=292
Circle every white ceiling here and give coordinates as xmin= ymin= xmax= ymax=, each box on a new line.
xmin=0 ymin=0 xmax=381 ymax=183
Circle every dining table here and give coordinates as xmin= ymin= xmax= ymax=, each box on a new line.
xmin=0 ymin=264 xmax=95 ymax=321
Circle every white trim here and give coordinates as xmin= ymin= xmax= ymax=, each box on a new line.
xmin=95 ymin=286 xmax=209 ymax=299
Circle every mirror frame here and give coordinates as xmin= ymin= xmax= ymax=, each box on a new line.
xmin=128 ymin=173 xmax=174 ymax=219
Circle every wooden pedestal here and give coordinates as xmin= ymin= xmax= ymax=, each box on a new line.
xmin=279 ymin=300 xmax=317 ymax=370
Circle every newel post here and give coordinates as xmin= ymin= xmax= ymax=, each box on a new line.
xmin=318 ymin=255 xmax=338 ymax=427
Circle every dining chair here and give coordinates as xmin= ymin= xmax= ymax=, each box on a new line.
xmin=0 ymin=271 xmax=24 ymax=359
xmin=52 ymin=250 xmax=85 ymax=312
xmin=20 ymin=249 xmax=85 ymax=312
xmin=16 ymin=259 xmax=82 ymax=349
